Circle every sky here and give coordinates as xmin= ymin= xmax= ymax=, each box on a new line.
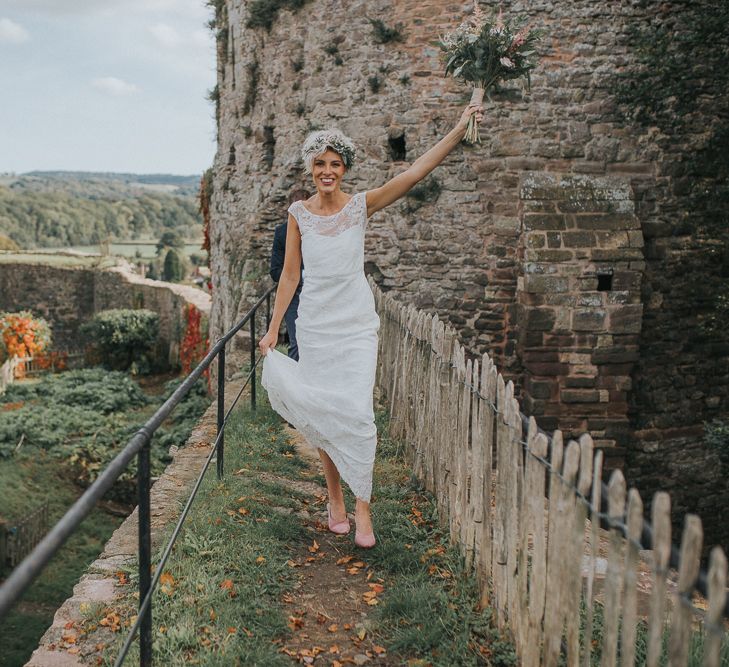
xmin=0 ymin=0 xmax=218 ymax=175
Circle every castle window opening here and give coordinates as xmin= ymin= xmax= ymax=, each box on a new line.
xmin=597 ymin=268 xmax=613 ymax=292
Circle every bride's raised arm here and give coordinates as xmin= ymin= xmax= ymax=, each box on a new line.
xmin=365 ymin=103 xmax=484 ymax=217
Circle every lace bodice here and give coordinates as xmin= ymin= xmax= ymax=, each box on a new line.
xmin=288 ymin=192 xmax=367 ymax=237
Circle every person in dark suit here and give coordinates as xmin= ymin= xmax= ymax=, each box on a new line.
xmin=270 ymin=188 xmax=309 ymax=360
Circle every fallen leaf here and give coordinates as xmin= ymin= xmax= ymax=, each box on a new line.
xmin=328 ymin=623 xmax=338 ymax=633
xmin=288 ymin=616 xmax=304 ymax=630
xmin=283 ymin=593 xmax=294 ymax=604
xmin=373 ymin=645 xmax=386 ymax=654
xmin=238 ymin=507 xmax=249 ymax=515
xmin=357 ymin=627 xmax=366 ymax=640
xmin=329 ymin=644 xmax=340 ymax=653
xmin=255 ymin=556 xmax=266 ymax=564
xmin=346 ymin=567 xmax=360 ymax=575
xmin=336 ymin=555 xmax=354 ymax=565
xmin=220 ymin=579 xmax=236 ymax=597
xmin=368 ymin=583 xmax=384 ymax=594
xmin=227 ymin=627 xmax=237 ymax=634
xmin=308 ymin=540 xmax=320 ymax=553
xmin=316 ymin=612 xmax=328 ymax=624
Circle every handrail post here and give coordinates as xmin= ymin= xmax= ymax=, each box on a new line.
xmin=137 ymin=439 xmax=152 ymax=667
xmin=217 ymin=347 xmax=225 ymax=480
xmin=250 ymin=312 xmax=256 ymax=411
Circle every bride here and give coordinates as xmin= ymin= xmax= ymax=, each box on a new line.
xmin=259 ymin=103 xmax=484 ymax=548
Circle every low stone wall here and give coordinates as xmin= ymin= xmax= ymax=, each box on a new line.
xmin=0 ymin=257 xmax=211 ymax=368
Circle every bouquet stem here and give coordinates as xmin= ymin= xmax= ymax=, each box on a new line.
xmin=465 ymin=87 xmax=485 ymax=144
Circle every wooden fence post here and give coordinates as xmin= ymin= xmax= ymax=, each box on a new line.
xmin=647 ymin=492 xmax=671 ymax=667
xmin=703 ymin=546 xmax=727 ymax=667
xmin=601 ymin=469 xmax=626 ymax=667
xmin=621 ymin=488 xmax=644 ymax=667
xmin=668 ymin=515 xmax=703 ymax=666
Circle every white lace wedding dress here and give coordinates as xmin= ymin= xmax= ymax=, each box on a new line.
xmin=261 ymin=192 xmax=380 ymax=501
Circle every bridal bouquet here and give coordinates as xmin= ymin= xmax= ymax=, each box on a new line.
xmin=439 ymin=5 xmax=542 ymax=143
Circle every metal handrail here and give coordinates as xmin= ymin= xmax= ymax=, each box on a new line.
xmin=0 ymin=284 xmax=276 ymax=666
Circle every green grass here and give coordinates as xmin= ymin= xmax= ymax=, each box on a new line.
xmin=98 ymin=403 xmax=308 ymax=666
xmin=572 ymin=596 xmax=729 ymax=667
xmin=96 ymin=389 xmax=516 ymax=666
xmin=0 ymin=453 xmax=123 ymax=667
xmin=0 ymin=370 xmax=210 ymax=666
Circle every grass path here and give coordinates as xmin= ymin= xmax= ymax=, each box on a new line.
xmin=97 ymin=394 xmax=516 ymax=666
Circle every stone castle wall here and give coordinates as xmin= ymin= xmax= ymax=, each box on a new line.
xmin=209 ymin=0 xmax=729 ymax=547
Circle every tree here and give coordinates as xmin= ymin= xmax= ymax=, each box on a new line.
xmin=0 ymin=234 xmax=19 ymax=251
xmin=163 ymin=249 xmax=184 ymax=282
xmin=156 ymin=229 xmax=185 ymax=256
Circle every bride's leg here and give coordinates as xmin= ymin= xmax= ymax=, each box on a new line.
xmin=354 ymin=498 xmax=373 ymax=535
xmin=318 ymin=448 xmax=346 ymax=521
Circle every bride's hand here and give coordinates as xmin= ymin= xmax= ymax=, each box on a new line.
xmin=455 ymin=103 xmax=484 ymax=135
xmin=258 ymin=329 xmax=278 ymax=356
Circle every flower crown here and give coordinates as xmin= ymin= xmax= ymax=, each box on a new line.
xmin=301 ymin=129 xmax=356 ymax=173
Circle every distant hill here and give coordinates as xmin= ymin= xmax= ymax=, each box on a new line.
xmin=0 ymin=171 xmax=203 ymax=249
xmin=21 ymin=171 xmax=201 ymax=196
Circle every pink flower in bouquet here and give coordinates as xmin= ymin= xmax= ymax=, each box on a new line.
xmin=511 ymin=29 xmax=527 ymax=49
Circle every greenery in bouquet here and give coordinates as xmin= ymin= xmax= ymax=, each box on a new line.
xmin=439 ymin=5 xmax=542 ymax=143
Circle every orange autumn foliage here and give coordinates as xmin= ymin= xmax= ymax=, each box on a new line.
xmin=0 ymin=311 xmax=52 ymax=378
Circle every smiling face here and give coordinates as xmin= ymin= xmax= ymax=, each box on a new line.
xmin=311 ymin=148 xmax=346 ymax=196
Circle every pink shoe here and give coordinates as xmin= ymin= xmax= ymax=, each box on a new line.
xmin=354 ymin=514 xmax=376 ymax=548
xmin=354 ymin=530 xmax=376 ymax=549
xmin=327 ymin=503 xmax=350 ymax=535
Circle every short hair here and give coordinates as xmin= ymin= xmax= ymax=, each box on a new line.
xmin=301 ymin=129 xmax=356 ymax=174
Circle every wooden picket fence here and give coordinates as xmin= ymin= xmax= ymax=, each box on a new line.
xmin=0 ymin=356 xmax=20 ymax=395
xmin=372 ymin=279 xmax=729 ymax=667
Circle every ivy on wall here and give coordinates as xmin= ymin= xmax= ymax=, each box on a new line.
xmin=615 ymin=0 xmax=729 ymax=236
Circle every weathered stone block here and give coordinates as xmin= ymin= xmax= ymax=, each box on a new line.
xmin=592 ymin=345 xmax=639 ymax=364
xmin=521 ymin=308 xmax=557 ymax=331
xmin=562 ymin=231 xmax=596 ymax=247
xmin=574 ymin=213 xmax=641 ymax=230
xmin=572 ymin=309 xmax=607 ymax=331
xmin=561 ymin=389 xmax=601 ymax=403
xmin=523 ymin=213 xmax=568 ymax=231
xmin=523 ymin=275 xmax=569 ymax=294
xmin=526 ymin=249 xmax=574 ymax=263
xmin=608 ymin=304 xmax=643 ymax=334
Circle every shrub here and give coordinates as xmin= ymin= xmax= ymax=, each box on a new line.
xmin=0 ymin=311 xmax=52 ymax=370
xmin=246 ymin=0 xmax=310 ymax=31
xmin=0 ymin=234 xmax=20 ymax=251
xmin=368 ymin=18 xmax=405 ymax=44
xmin=368 ymin=75 xmax=382 ymax=94
xmin=80 ymin=309 xmax=159 ymax=374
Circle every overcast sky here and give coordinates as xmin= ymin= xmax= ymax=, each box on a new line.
xmin=0 ymin=0 xmax=217 ymax=175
